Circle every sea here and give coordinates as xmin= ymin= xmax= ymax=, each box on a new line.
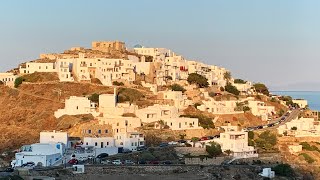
xmin=271 ymin=91 xmax=320 ymax=111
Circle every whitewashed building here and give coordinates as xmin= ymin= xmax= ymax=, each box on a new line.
xmin=215 ymin=128 xmax=257 ymax=158
xmin=278 ymin=117 xmax=320 ymax=137
xmin=40 ymin=131 xmax=70 ymax=148
xmin=54 ymin=96 xmax=99 ymax=118
xmin=19 ymin=62 xmax=57 ymax=74
xmin=12 ymin=143 xmax=65 ymax=167
xmin=0 ymin=73 xmax=17 ymax=87
xmin=292 ymin=99 xmax=308 ymax=108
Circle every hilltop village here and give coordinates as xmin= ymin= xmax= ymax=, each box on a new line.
xmin=0 ymin=41 xmax=319 ymax=179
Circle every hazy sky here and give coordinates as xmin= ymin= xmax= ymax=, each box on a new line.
xmin=1 ymin=0 xmax=319 ymax=90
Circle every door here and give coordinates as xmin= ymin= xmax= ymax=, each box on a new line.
xmin=101 ymin=142 xmax=104 ymax=148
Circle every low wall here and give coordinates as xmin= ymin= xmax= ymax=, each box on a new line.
xmin=175 ymin=147 xmax=208 ymax=156
xmin=185 ymin=157 xmax=226 ymax=165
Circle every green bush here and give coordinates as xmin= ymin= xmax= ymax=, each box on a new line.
xmin=140 ymin=152 xmax=156 ymax=161
xmin=291 ymin=126 xmax=297 ymax=130
xmin=272 ymin=163 xmax=294 ymax=177
xmin=299 ymin=153 xmax=315 ymax=164
xmin=253 ymin=83 xmax=269 ymax=95
xmin=187 ymin=73 xmax=209 ymax=88
xmin=14 ymin=77 xmax=24 ymax=88
xmin=255 ymin=130 xmax=277 ymax=150
xmin=243 ymin=106 xmax=250 ymax=112
xmin=206 ymin=142 xmax=222 ymax=157
xmin=299 ymin=142 xmax=320 ymax=152
xmin=225 ymin=83 xmax=240 ymax=95
xmin=88 ymin=93 xmax=99 ymax=103
xmin=170 ymin=84 xmax=186 ymax=92
xmin=180 ymin=114 xmax=214 ymax=129
xmin=117 ymin=88 xmax=144 ymax=103
xmin=234 ymin=79 xmax=246 ymax=84
xmin=209 ymin=92 xmax=215 ymax=97
xmin=248 ymin=131 xmax=254 ymax=139
xmin=113 ymin=81 xmax=124 ymax=86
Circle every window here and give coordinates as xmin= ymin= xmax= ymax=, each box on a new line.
xmin=86 ymin=142 xmax=88 ymax=145
xmin=95 ymin=142 xmax=97 ymax=146
xmin=107 ymin=142 xmax=109 ymax=145
xmin=98 ymin=130 xmax=101 ymax=134
xmin=105 ymin=130 xmax=108 ymax=133
xmin=132 ymin=143 xmax=134 ymax=146
xmin=51 ymin=136 xmax=54 ymax=139
xmin=88 ymin=130 xmax=91 ymax=134
xmin=76 ymin=106 xmax=79 ymax=110
xmin=140 ymin=142 xmax=144 ymax=145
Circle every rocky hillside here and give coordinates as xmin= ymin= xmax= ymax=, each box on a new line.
xmin=0 ymin=82 xmax=114 ymax=151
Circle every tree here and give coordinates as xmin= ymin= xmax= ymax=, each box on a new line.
xmin=291 ymin=126 xmax=297 ymax=130
xmin=272 ymin=164 xmax=294 ymax=177
xmin=225 ymin=149 xmax=233 ymax=156
xmin=145 ymin=134 xmax=162 ymax=147
xmin=234 ymin=79 xmax=246 ymax=84
xmin=253 ymin=83 xmax=269 ymax=95
xmin=209 ymin=92 xmax=216 ymax=97
xmin=248 ymin=131 xmax=254 ymax=139
xmin=278 ymin=109 xmax=285 ymax=116
xmin=187 ymin=73 xmax=209 ymax=88
xmin=225 ymin=83 xmax=240 ymax=95
xmin=191 ymin=137 xmax=200 ymax=147
xmin=113 ymin=81 xmax=124 ymax=86
xmin=206 ymin=142 xmax=222 ymax=157
xmin=14 ymin=77 xmax=24 ymax=88
xmin=179 ymin=134 xmax=186 ymax=140
xmin=255 ymin=130 xmax=277 ymax=150
xmin=223 ymin=71 xmax=232 ymax=82
xmin=243 ymin=106 xmax=251 ymax=112
xmin=170 ymin=84 xmax=186 ymax=92
xmin=88 ymin=93 xmax=99 ymax=103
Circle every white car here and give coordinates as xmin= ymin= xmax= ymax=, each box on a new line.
xmin=101 ymin=160 xmax=111 ymax=164
xmin=168 ymin=141 xmax=178 ymax=145
xmin=112 ymin=159 xmax=122 ymax=165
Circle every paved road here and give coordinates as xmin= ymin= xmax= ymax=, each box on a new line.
xmin=254 ymin=109 xmax=300 ymax=131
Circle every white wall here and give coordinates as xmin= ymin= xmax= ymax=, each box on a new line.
xmin=40 ymin=131 xmax=69 ymax=148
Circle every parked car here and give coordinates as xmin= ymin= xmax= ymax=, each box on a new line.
xmin=21 ymin=162 xmax=35 ymax=168
xmin=168 ymin=141 xmax=178 ymax=145
xmin=200 ymin=137 xmax=208 ymax=141
xmin=112 ymin=159 xmax=122 ymax=165
xmin=4 ymin=167 xmax=14 ymax=172
xmin=96 ymin=153 xmax=109 ymax=159
xmin=101 ymin=160 xmax=111 ymax=164
xmin=137 ymin=146 xmax=147 ymax=151
xmin=149 ymin=160 xmax=159 ymax=164
xmin=68 ymin=159 xmax=79 ymax=165
xmin=159 ymin=143 xmax=169 ymax=147
xmin=281 ymin=117 xmax=285 ymax=120
xmin=138 ymin=160 xmax=147 ymax=164
xmin=178 ymin=140 xmax=186 ymax=144
xmin=124 ymin=160 xmax=135 ymax=165
xmin=122 ymin=148 xmax=132 ymax=153
xmin=162 ymin=161 xmax=172 ymax=165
